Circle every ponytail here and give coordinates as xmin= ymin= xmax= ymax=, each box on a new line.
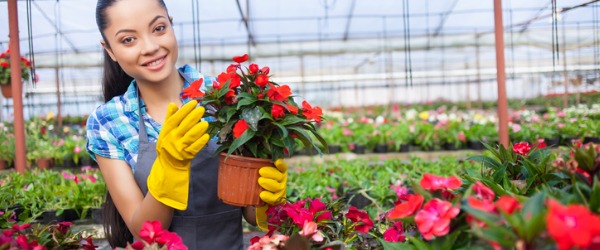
xmin=101 ymin=50 xmax=133 ymax=102
xmin=102 ymin=193 xmax=133 ymax=248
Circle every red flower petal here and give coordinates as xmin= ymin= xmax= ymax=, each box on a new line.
xmin=232 ymin=54 xmax=249 ymax=63
xmin=233 ymin=120 xmax=249 ymax=138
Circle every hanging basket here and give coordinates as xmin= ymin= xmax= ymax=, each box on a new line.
xmin=1 ymin=84 xmax=11 ymax=98
xmin=217 ymin=153 xmax=269 ymax=207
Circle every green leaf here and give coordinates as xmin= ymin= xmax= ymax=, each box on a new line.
xmin=466 ymin=155 xmax=503 ymax=171
xmin=236 ymin=96 xmax=258 ymax=109
xmin=378 ymin=239 xmax=415 ymax=250
xmin=590 ymin=177 xmax=600 ymax=213
xmin=407 ymin=236 xmax=433 ymax=250
xmin=280 ymin=115 xmax=307 ymax=126
xmin=273 ymin=123 xmax=289 ymax=138
xmin=241 ymin=107 xmax=262 ymax=131
xmin=226 ymin=129 xmax=256 ymax=156
xmin=477 ymin=226 xmax=518 ymax=247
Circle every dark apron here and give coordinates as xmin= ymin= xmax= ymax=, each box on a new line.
xmin=132 ymin=80 xmax=243 ymax=249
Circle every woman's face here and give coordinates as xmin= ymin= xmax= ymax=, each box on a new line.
xmin=102 ymin=0 xmax=178 ymax=84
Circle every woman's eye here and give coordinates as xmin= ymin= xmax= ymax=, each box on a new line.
xmin=154 ymin=25 xmax=166 ymax=32
xmin=121 ymin=37 xmax=135 ymax=44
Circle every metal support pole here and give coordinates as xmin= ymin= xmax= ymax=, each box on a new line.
xmin=56 ymin=66 xmax=62 ymax=130
xmin=8 ymin=0 xmax=27 ymax=173
xmin=494 ymin=0 xmax=509 ymax=148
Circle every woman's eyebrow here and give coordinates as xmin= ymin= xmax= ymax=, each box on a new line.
xmin=114 ymin=15 xmax=166 ymax=37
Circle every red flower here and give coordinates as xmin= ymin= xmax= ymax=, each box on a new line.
xmin=268 ymin=84 xmax=292 ymax=102
xmin=261 ymin=66 xmax=270 ymax=75
xmin=81 ymin=236 xmax=98 ymax=250
xmin=255 ymin=74 xmax=270 ymax=87
xmin=301 ymin=101 xmax=323 ymax=123
xmin=233 ymin=120 xmax=249 ymax=138
xmin=534 ymin=138 xmax=547 ymax=149
xmin=271 ymin=104 xmax=286 ymax=119
xmin=57 ymin=221 xmax=72 ymax=234
xmin=224 ymin=89 xmax=236 ymax=105
xmin=472 ymin=181 xmax=495 ymax=202
xmin=345 ymin=206 xmax=374 ymax=233
xmin=129 ymin=241 xmax=145 ymax=250
xmin=495 ymin=195 xmax=521 ymax=214
xmin=226 ymin=64 xmax=238 ymax=73
xmin=388 ymin=194 xmax=424 ymax=219
xmin=466 ymin=196 xmax=496 ymax=228
xmin=181 ymin=79 xmax=205 ymax=99
xmin=0 ymin=62 xmax=8 ymax=68
xmin=232 ymin=54 xmax=249 ymax=63
xmin=157 ymin=231 xmax=186 ymax=250
xmin=414 ymin=199 xmax=460 ymax=240
xmin=419 ymin=174 xmax=462 ymax=191
xmin=12 ymin=223 xmax=31 ymax=232
xmin=216 ymin=72 xmax=241 ymax=89
xmin=286 ymin=103 xmax=298 ymax=115
xmin=383 ymin=221 xmax=406 ymax=243
xmin=249 ymin=63 xmax=259 ymax=74
xmin=309 ymin=198 xmax=332 ymax=222
xmin=16 ymin=235 xmax=29 ymax=249
xmin=513 ymin=142 xmax=531 ymax=156
xmin=546 ymin=199 xmax=600 ymax=250
xmin=139 ymin=220 xmax=163 ymax=244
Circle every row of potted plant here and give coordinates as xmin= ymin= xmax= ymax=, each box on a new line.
xmin=0 ymin=167 xmax=105 ymax=227
xmin=249 ymin=140 xmax=600 ymax=249
xmin=0 ymin=116 xmax=92 ymax=170
xmin=312 ymin=104 xmax=600 ymax=154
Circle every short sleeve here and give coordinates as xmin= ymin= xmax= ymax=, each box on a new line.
xmin=85 ymin=111 xmax=125 ymax=162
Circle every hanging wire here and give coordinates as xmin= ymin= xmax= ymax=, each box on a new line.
xmin=402 ymin=0 xmax=413 ymax=87
xmin=551 ymin=0 xmax=560 ymax=77
xmin=25 ymin=0 xmax=36 ymax=86
xmin=508 ymin=0 xmax=516 ymax=81
xmin=191 ymin=0 xmax=201 ymax=70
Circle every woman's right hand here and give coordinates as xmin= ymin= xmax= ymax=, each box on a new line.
xmin=147 ymin=100 xmax=209 ymax=210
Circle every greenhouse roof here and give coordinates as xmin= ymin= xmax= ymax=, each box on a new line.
xmin=0 ymin=0 xmax=597 ymax=68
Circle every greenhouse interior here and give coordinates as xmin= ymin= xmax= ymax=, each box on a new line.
xmin=1 ymin=0 xmax=600 ymax=249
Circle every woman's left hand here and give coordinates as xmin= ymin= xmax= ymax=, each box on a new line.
xmin=257 ymin=159 xmax=287 ymax=205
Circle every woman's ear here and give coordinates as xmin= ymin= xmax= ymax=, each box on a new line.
xmin=100 ymin=40 xmax=117 ymax=62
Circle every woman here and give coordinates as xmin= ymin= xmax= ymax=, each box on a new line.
xmin=86 ymin=0 xmax=287 ymax=248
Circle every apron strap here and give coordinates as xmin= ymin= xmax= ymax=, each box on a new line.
xmin=136 ymin=85 xmax=149 ymax=143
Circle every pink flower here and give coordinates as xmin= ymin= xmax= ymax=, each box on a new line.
xmin=299 ymin=221 xmax=324 ymax=242
xmin=557 ymin=111 xmax=566 ymax=117
xmin=57 ymin=221 xmax=72 ymax=234
xmin=414 ymin=199 xmax=460 ymax=240
xmin=139 ymin=220 xmax=163 ymax=244
xmin=383 ymin=221 xmax=405 ymax=243
xmin=513 ymin=142 xmax=531 ymax=156
xmin=420 ymin=174 xmax=462 ymax=191
xmin=342 ymin=128 xmax=353 ymax=136
xmin=495 ymin=195 xmax=521 ymax=215
xmin=511 ymin=124 xmax=521 ymax=133
xmin=73 ymin=146 xmax=81 ymax=154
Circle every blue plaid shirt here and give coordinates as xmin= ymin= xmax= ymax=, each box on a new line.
xmin=86 ymin=65 xmax=214 ymax=172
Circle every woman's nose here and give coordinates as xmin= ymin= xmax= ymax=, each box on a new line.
xmin=141 ymin=36 xmax=160 ymax=55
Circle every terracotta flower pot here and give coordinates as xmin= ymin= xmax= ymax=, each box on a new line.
xmin=0 ymin=84 xmax=11 ymax=98
xmin=36 ymin=158 xmax=52 ymax=169
xmin=217 ymin=153 xmax=267 ymax=207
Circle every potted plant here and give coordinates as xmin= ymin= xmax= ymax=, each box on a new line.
xmin=182 ymin=54 xmax=326 ymax=206
xmin=0 ymin=127 xmax=15 ymax=169
xmin=320 ymin=121 xmax=344 ymax=154
xmin=0 ymin=49 xmax=33 ymax=98
xmin=371 ymin=123 xmax=392 ymax=153
xmin=390 ymin=122 xmax=412 ymax=152
xmin=26 ymin=136 xmax=58 ymax=169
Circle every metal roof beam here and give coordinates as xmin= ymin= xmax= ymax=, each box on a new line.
xmin=236 ymin=0 xmax=256 ymax=47
xmin=342 ymin=0 xmax=357 ymax=41
xmin=433 ymin=0 xmax=459 ymax=37
xmin=33 ymin=1 xmax=79 ymax=53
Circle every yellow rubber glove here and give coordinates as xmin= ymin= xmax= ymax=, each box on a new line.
xmin=256 ymin=159 xmax=288 ymax=230
xmin=147 ymin=100 xmax=209 ymax=210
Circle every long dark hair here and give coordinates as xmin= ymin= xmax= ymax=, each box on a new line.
xmin=96 ymin=0 xmax=169 ymax=247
